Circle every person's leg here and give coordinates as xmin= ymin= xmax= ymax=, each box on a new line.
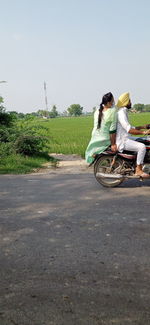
xmin=124 ymin=139 xmax=146 ymax=164
xmin=124 ymin=139 xmax=149 ymax=178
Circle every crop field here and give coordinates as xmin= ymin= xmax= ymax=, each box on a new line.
xmin=1 ymin=112 xmax=150 ymax=174
xmin=23 ymin=112 xmax=150 ymax=158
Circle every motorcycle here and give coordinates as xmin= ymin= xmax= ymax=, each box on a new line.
xmin=93 ymin=136 xmax=150 ymax=188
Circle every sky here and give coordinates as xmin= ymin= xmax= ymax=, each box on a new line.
xmin=0 ymin=0 xmax=150 ymax=113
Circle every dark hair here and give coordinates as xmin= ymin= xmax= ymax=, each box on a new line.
xmin=97 ymin=92 xmax=113 ymax=129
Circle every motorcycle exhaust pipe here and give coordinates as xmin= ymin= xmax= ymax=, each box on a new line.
xmin=96 ymin=172 xmax=123 ymax=179
xmin=96 ymin=172 xmax=141 ymax=179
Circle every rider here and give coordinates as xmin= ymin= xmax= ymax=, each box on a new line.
xmin=116 ymin=92 xmax=150 ymax=178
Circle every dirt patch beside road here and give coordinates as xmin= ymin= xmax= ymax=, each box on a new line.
xmin=35 ymin=154 xmax=93 ymax=174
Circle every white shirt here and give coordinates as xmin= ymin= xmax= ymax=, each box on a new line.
xmin=116 ymin=107 xmax=134 ymax=152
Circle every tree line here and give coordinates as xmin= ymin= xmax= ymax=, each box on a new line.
xmin=20 ymin=103 xmax=150 ymax=118
xmin=1 ymin=94 xmax=150 ymax=120
xmin=132 ymin=103 xmax=150 ymax=112
xmin=37 ymin=104 xmax=84 ymax=118
xmin=1 ymin=103 xmax=85 ymax=119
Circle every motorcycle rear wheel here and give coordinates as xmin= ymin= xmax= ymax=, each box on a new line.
xmin=94 ymin=155 xmax=124 ymax=188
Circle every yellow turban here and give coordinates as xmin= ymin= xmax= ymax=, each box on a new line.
xmin=116 ymin=92 xmax=130 ymax=108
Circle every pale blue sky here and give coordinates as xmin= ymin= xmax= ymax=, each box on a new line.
xmin=0 ymin=0 xmax=150 ymax=113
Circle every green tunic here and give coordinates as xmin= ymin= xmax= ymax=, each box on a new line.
xmin=85 ymin=107 xmax=117 ymax=164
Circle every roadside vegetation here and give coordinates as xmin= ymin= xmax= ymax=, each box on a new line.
xmin=0 ymin=95 xmax=150 ymax=174
xmin=0 ymin=97 xmax=56 ymax=174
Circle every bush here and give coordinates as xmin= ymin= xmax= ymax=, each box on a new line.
xmin=0 ymin=127 xmax=10 ymax=142
xmin=0 ymin=107 xmax=14 ymax=127
xmin=14 ymin=135 xmax=49 ymax=155
xmin=0 ymin=125 xmax=21 ymax=143
xmin=0 ymin=142 xmax=15 ymax=158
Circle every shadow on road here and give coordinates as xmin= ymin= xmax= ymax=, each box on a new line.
xmin=0 ymin=173 xmax=150 ymax=325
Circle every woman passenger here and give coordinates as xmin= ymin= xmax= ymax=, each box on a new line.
xmin=85 ymin=92 xmax=117 ymax=164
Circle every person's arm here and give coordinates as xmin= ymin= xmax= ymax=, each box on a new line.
xmin=109 ymin=109 xmax=117 ymax=151
xmin=118 ymin=109 xmax=150 ymax=135
xmin=129 ymin=128 xmax=150 ymax=135
xmin=135 ymin=124 xmax=150 ymax=130
xmin=110 ymin=132 xmax=117 ymax=151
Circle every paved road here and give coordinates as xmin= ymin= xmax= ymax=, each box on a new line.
xmin=0 ymin=172 xmax=150 ymax=325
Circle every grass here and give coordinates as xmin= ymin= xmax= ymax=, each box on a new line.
xmin=129 ymin=112 xmax=150 ymax=127
xmin=1 ymin=112 xmax=150 ymax=174
xmin=0 ymin=153 xmax=56 ymax=174
xmin=19 ymin=115 xmax=93 ymax=157
xmin=15 ymin=116 xmax=93 ymax=159
xmin=22 ymin=112 xmax=150 ymax=157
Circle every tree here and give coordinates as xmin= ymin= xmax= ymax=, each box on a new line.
xmin=8 ymin=111 xmax=18 ymax=120
xmin=133 ymin=103 xmax=145 ymax=112
xmin=61 ymin=110 xmax=68 ymax=117
xmin=24 ymin=113 xmax=36 ymax=120
xmin=144 ymin=104 xmax=150 ymax=112
xmin=67 ymin=104 xmax=83 ymax=116
xmin=49 ymin=105 xmax=58 ymax=118
xmin=30 ymin=112 xmax=39 ymax=117
xmin=37 ymin=109 xmax=49 ymax=118
xmin=18 ymin=112 xmax=25 ymax=119
xmin=0 ymin=96 xmax=4 ymax=104
xmin=0 ymin=98 xmax=14 ymax=127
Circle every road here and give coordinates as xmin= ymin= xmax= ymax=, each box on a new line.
xmin=0 ymin=171 xmax=150 ymax=325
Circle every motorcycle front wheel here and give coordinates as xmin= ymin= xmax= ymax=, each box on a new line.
xmin=94 ymin=155 xmax=124 ymax=188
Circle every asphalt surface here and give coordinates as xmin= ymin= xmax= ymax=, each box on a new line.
xmin=0 ymin=172 xmax=150 ymax=325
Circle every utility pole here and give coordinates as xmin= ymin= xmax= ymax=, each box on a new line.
xmin=44 ymin=81 xmax=48 ymax=111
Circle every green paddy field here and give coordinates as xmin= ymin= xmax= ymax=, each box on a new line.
xmin=0 ymin=112 xmax=150 ymax=174
xmin=25 ymin=112 xmax=150 ymax=157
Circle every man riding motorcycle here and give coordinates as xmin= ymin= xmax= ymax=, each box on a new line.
xmin=116 ymin=92 xmax=150 ymax=178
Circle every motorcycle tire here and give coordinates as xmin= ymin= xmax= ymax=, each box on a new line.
xmin=94 ymin=155 xmax=124 ymax=188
